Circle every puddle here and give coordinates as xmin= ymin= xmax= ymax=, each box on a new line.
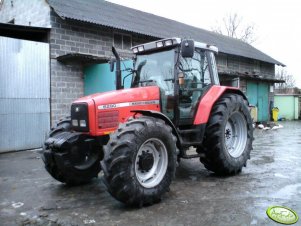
xmin=271 ymin=183 xmax=301 ymax=199
xmin=12 ymin=202 xmax=24 ymax=208
xmin=274 ymin=173 xmax=290 ymax=179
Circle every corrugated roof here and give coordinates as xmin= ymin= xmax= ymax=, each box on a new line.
xmin=48 ymin=0 xmax=284 ymax=66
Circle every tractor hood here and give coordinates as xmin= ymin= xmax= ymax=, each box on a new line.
xmin=73 ymin=86 xmax=161 ymax=136
xmin=74 ymin=86 xmax=160 ymax=108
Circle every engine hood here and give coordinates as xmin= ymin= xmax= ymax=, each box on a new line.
xmin=74 ymin=86 xmax=160 ymax=108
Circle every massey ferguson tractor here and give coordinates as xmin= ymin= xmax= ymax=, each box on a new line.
xmin=43 ymin=38 xmax=253 ymax=206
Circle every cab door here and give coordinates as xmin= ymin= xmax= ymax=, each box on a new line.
xmin=177 ymin=49 xmax=212 ymax=125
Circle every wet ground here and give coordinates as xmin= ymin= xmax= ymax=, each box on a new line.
xmin=0 ymin=121 xmax=300 ymax=226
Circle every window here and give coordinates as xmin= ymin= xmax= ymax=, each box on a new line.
xmin=253 ymin=60 xmax=260 ymax=73
xmin=209 ymin=52 xmax=220 ymax=85
xmin=113 ymin=33 xmax=132 ymax=50
xmin=179 ymin=50 xmax=211 ymax=88
xmin=178 ymin=49 xmax=211 ymax=120
xmin=217 ymin=54 xmax=227 ymax=67
xmin=132 ymin=49 xmax=175 ymax=119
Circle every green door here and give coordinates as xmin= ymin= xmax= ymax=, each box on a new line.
xmin=247 ymin=81 xmax=269 ymax=122
xmin=258 ymin=83 xmax=269 ymax=121
xmin=246 ymin=82 xmax=258 ymax=106
xmin=84 ymin=60 xmax=133 ymax=95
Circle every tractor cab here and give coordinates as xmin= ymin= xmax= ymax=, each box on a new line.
xmin=125 ymin=38 xmax=219 ymax=126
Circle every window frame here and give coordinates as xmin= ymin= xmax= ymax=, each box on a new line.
xmin=113 ymin=32 xmax=132 ymax=50
xmin=217 ymin=53 xmax=228 ymax=67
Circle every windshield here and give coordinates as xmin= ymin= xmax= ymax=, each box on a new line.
xmin=132 ymin=49 xmax=175 ymax=89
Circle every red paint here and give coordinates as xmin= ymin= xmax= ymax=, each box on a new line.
xmin=74 ymin=86 xmax=161 ymax=136
xmin=193 ymin=85 xmax=240 ymax=125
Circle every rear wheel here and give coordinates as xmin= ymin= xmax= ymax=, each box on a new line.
xmin=42 ymin=118 xmax=102 ymax=185
xmin=101 ymin=116 xmax=177 ymax=206
xmin=200 ymin=93 xmax=253 ymax=175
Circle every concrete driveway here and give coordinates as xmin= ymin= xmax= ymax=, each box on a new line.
xmin=0 ymin=121 xmax=300 ymax=226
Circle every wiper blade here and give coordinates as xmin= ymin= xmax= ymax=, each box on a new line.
xmin=164 ymin=78 xmax=174 ymax=82
xmin=138 ymin=79 xmax=155 ymax=83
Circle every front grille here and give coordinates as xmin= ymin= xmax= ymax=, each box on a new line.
xmin=71 ymin=103 xmax=89 ymax=132
xmin=98 ymin=111 xmax=119 ymax=129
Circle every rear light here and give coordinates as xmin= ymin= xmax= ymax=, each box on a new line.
xmin=98 ymin=111 xmax=119 ymax=129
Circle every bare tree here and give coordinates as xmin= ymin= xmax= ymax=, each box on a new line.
xmin=275 ymin=68 xmax=296 ymax=93
xmin=212 ymin=13 xmax=256 ymax=44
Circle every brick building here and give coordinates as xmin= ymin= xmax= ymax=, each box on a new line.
xmin=0 ymin=0 xmax=284 ymax=127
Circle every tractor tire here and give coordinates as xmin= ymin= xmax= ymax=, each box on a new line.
xmin=42 ymin=117 xmax=101 ymax=185
xmin=200 ymin=93 xmax=253 ymax=175
xmin=101 ymin=116 xmax=177 ymax=207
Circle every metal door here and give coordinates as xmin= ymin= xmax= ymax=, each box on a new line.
xmin=257 ymin=83 xmax=269 ymax=121
xmin=0 ymin=36 xmax=50 ymax=152
xmin=246 ymin=81 xmax=258 ymax=106
xmin=247 ymin=81 xmax=269 ymax=122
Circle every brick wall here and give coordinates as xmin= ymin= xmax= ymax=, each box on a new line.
xmin=49 ymin=11 xmax=155 ymax=124
xmin=0 ymin=0 xmax=50 ymax=27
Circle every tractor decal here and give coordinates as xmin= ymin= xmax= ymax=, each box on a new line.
xmin=98 ymin=100 xmax=160 ymax=110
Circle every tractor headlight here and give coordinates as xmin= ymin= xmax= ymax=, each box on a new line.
xmin=72 ymin=119 xmax=78 ymax=127
xmin=71 ymin=103 xmax=89 ymax=132
xmin=79 ymin=120 xmax=87 ymax=127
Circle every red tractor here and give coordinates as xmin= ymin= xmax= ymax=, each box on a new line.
xmin=43 ymin=38 xmax=253 ymax=206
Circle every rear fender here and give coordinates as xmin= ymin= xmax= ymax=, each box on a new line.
xmin=194 ymin=85 xmax=247 ymax=125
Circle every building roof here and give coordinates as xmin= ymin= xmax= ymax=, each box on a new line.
xmin=0 ymin=22 xmax=49 ymax=43
xmin=48 ymin=0 xmax=284 ymax=66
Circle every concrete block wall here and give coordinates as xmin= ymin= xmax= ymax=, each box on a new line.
xmin=0 ymin=0 xmax=50 ymax=27
xmin=217 ymin=54 xmax=275 ymax=78
xmin=49 ymin=11 xmax=155 ymax=124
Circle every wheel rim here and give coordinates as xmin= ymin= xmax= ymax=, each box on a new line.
xmin=135 ymin=138 xmax=168 ymax=188
xmin=224 ymin=112 xmax=248 ymax=158
xmin=69 ymin=142 xmax=98 ymax=170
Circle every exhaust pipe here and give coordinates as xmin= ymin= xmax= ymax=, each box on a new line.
xmin=112 ymin=46 xmax=123 ymax=90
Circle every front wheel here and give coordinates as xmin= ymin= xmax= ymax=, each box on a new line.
xmin=200 ymin=93 xmax=253 ymax=175
xmin=101 ymin=116 xmax=177 ymax=206
xmin=42 ymin=118 xmax=102 ymax=185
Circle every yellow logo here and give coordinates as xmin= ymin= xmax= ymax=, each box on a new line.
xmin=266 ymin=206 xmax=298 ymax=225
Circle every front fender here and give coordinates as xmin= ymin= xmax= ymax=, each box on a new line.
xmin=131 ymin=110 xmax=181 ymax=150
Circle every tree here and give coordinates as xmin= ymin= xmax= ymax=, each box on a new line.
xmin=275 ymin=68 xmax=297 ymax=93
xmin=212 ymin=13 xmax=256 ymax=44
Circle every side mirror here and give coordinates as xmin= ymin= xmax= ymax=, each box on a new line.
xmin=181 ymin=39 xmax=194 ymax=58
xmin=109 ymin=59 xmax=115 ymax=72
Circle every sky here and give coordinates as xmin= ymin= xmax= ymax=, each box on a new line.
xmin=108 ymin=0 xmax=301 ymax=88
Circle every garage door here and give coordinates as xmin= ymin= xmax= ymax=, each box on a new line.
xmin=0 ymin=36 xmax=50 ymax=152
